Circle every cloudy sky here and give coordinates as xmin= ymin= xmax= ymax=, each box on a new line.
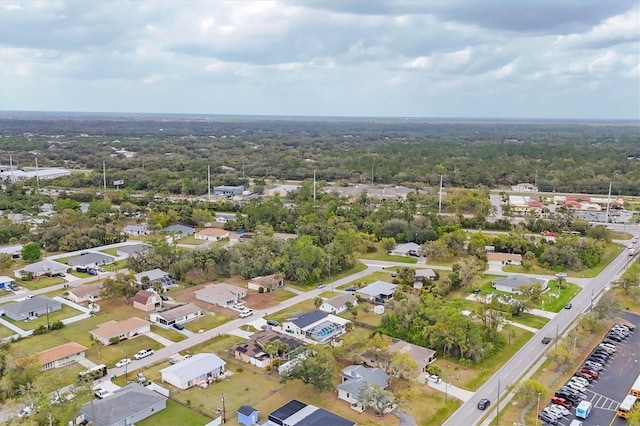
xmin=1 ymin=0 xmax=638 ymax=119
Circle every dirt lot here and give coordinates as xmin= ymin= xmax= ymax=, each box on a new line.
xmin=169 ymin=278 xmax=283 ymax=318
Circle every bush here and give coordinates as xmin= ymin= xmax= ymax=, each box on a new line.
xmin=33 ymin=325 xmax=48 ymax=335
xmin=50 ymin=321 xmax=65 ymax=330
xmin=258 ymin=287 xmax=264 ymax=294
xmin=109 ymin=337 xmax=120 ymax=345
xmin=236 ymin=367 xmax=243 ymax=373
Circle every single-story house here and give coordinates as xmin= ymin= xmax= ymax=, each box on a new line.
xmin=66 ymin=284 xmax=102 ymax=304
xmin=162 ymin=224 xmax=195 ymax=237
xmin=486 ymin=252 xmax=523 ymax=267
xmin=266 ymin=400 xmax=356 ymax=426
xmin=319 ymin=293 xmax=358 ymax=315
xmin=247 ymin=274 xmax=284 ymax=292
xmin=195 ymin=283 xmax=246 ymax=307
xmin=39 ymin=342 xmax=88 ymax=371
xmin=0 ymin=275 xmax=15 ymax=290
xmin=263 ymin=185 xmax=300 ymax=197
xmin=194 ymin=228 xmax=230 ymax=242
xmin=16 ymin=259 xmax=67 ymax=278
xmin=282 ymin=310 xmax=348 ymax=343
xmin=232 ymin=329 xmax=305 ymax=369
xmin=215 ymin=213 xmax=237 ymax=223
xmin=90 ymin=317 xmax=151 ymax=345
xmin=150 ymin=303 xmax=202 ymax=326
xmin=80 ymin=383 xmax=167 ymax=426
xmin=160 ymin=353 xmax=226 ymax=390
xmin=388 ymin=340 xmax=436 ymax=374
xmin=492 ymin=275 xmax=547 ymax=294
xmin=356 ymin=281 xmax=397 ymax=303
xmin=213 ymin=185 xmax=244 ymax=196
xmin=0 ymin=296 xmax=62 ymax=321
xmin=0 ymin=244 xmax=22 ymax=259
xmin=134 ymin=268 xmax=173 ymax=289
xmin=68 ymin=252 xmax=113 ymax=269
xmin=116 ymin=243 xmax=149 ymax=258
xmin=415 ymin=269 xmax=437 ymax=281
xmin=237 ymin=406 xmax=259 ymax=426
xmin=390 ymin=242 xmax=421 ymax=257
xmin=337 ymin=365 xmax=389 ymax=406
xmin=133 ymin=290 xmax=161 ymax=312
xmin=123 ymin=224 xmax=151 ymax=236
xmin=512 ymin=183 xmax=539 ymax=193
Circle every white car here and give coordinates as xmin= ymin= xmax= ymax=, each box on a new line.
xmin=133 ymin=349 xmax=154 ymax=360
xmin=239 ymin=310 xmax=253 ymax=318
xmin=95 ymin=389 xmax=112 ymax=399
xmin=115 ymin=358 xmax=131 ymax=368
xmin=550 ymin=404 xmax=570 ymax=416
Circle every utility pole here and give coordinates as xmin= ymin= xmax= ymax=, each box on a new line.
xmin=102 ymin=160 xmax=107 ymax=193
xmin=9 ymin=153 xmax=14 ymax=183
xmin=220 ymin=394 xmax=226 ymax=423
xmin=438 ymin=175 xmax=443 ymax=215
xmin=604 ymin=181 xmax=612 ymax=224
xmin=208 ymin=165 xmax=211 ymax=201
xmin=35 ymin=155 xmax=40 ymax=192
xmin=371 ymin=162 xmax=374 ymax=185
xmin=313 ymin=170 xmax=316 ymax=202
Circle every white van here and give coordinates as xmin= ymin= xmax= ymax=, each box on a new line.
xmin=569 ymin=421 xmax=583 ymax=426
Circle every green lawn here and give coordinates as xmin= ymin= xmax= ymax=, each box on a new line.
xmin=336 ymin=271 xmax=396 ymax=290
xmin=137 ymin=399 xmax=212 ymax=426
xmin=358 ymin=252 xmax=418 ymax=263
xmin=1 ymin=304 xmax=82 ymax=331
xmin=271 ymin=289 xmax=297 ymax=302
xmin=288 ymin=261 xmax=368 ymax=291
xmin=21 ymin=275 xmax=65 ymax=290
xmin=510 ymin=313 xmax=550 ymax=329
xmin=536 ymin=281 xmax=581 ymax=312
xmin=318 ymin=290 xmax=340 ymax=298
xmin=0 ymin=323 xmax=16 ymax=339
xmin=71 ymin=271 xmax=92 ymax=279
xmin=177 ymin=236 xmax=206 ymax=245
xmin=101 ymin=248 xmax=119 ymax=256
xmin=150 ymin=325 xmax=187 ymax=343
xmin=339 ymin=307 xmax=383 ymax=327
xmin=266 ymin=300 xmax=317 ymax=324
xmin=183 ymin=313 xmax=230 ymax=333
xmin=103 ymin=260 xmax=127 ymax=272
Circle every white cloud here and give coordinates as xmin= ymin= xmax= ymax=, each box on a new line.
xmin=555 ymin=6 xmax=640 ymax=48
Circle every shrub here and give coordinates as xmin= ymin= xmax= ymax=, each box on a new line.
xmin=109 ymin=337 xmax=120 ymax=345
xmin=236 ymin=367 xmax=243 ymax=373
xmin=50 ymin=321 xmax=65 ymax=330
xmin=33 ymin=325 xmax=48 ymax=335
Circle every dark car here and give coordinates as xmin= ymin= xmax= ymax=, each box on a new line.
xmin=172 ymin=323 xmax=185 ymax=330
xmin=606 ymin=333 xmax=622 ymax=342
xmin=477 ymin=399 xmax=491 ymax=410
xmin=345 ymin=287 xmax=357 ymax=292
xmin=160 ymin=295 xmax=169 ymax=301
xmin=564 ymin=303 xmax=572 ymax=309
xmin=266 ymin=319 xmax=280 ymax=327
xmin=542 ymin=337 xmax=552 ymax=344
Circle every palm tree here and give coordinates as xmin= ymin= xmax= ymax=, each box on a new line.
xmin=314 ymin=297 xmax=323 ymax=310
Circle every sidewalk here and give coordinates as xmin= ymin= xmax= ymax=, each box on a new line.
xmin=507 ymin=320 xmax=538 ymax=333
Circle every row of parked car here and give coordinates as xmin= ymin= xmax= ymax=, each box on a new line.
xmin=539 ymin=323 xmax=634 ymax=425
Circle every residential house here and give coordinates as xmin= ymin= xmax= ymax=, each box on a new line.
xmin=123 ymin=224 xmax=151 ymax=236
xmin=319 ymin=293 xmax=357 ymax=315
xmin=194 ymin=228 xmax=230 ymax=242
xmin=266 ymin=400 xmax=356 ymax=426
xmin=237 ymin=406 xmax=259 ymax=426
xmin=150 ymin=303 xmax=202 ymax=327
xmin=80 ymin=383 xmax=167 ymax=426
xmin=337 ymin=365 xmax=389 ymax=406
xmin=68 ymin=252 xmax=113 ymax=269
xmin=263 ymin=185 xmax=300 ymax=197
xmin=247 ymin=274 xmax=284 ymax=292
xmin=16 ymin=259 xmax=67 ymax=278
xmin=90 ymin=317 xmax=151 ymax=345
xmin=231 ymin=329 xmax=305 ymax=369
xmin=511 ymin=183 xmax=539 ymax=193
xmin=388 ymin=340 xmax=436 ymax=374
xmin=0 ymin=244 xmax=22 ymax=259
xmin=356 ymin=281 xmax=397 ymax=303
xmin=133 ymin=290 xmax=161 ymax=312
xmin=116 ymin=243 xmax=149 ymax=258
xmin=390 ymin=242 xmax=421 ymax=257
xmin=0 ymin=296 xmax=62 ymax=321
xmin=39 ymin=342 xmax=88 ymax=371
xmin=162 ymin=224 xmax=195 ymax=237
xmin=214 ymin=213 xmax=237 ymax=223
xmin=281 ymin=310 xmax=348 ymax=343
xmin=492 ymin=275 xmax=547 ymax=294
xmin=66 ymin=284 xmax=102 ymax=304
xmin=134 ymin=268 xmax=173 ymax=289
xmin=415 ymin=269 xmax=437 ymax=281
xmin=159 ymin=353 xmax=226 ymax=390
xmin=213 ymin=185 xmax=244 ymax=196
xmin=195 ymin=283 xmax=246 ymax=307
xmin=0 ymin=275 xmax=15 ymax=290
xmin=486 ymin=252 xmax=523 ymax=267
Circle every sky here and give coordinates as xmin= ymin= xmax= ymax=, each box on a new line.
xmin=0 ymin=0 xmax=639 ymax=120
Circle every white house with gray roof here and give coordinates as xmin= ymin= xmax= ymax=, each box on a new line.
xmin=134 ymin=268 xmax=173 ymax=289
xmin=337 ymin=365 xmax=389 ymax=406
xmin=123 ymin=224 xmax=151 ymax=236
xmin=116 ymin=243 xmax=149 ymax=258
xmin=160 ymin=353 xmax=226 ymax=389
xmin=162 ymin=224 xmax=195 ymax=237
xmin=150 ymin=303 xmax=202 ymax=327
xmin=356 ymin=281 xmax=397 ymax=303
xmin=319 ymin=293 xmax=357 ymax=315
xmin=390 ymin=242 xmax=421 ymax=257
xmin=16 ymin=259 xmax=67 ymax=278
xmin=0 ymin=296 xmax=62 ymax=321
xmin=0 ymin=244 xmax=22 ymax=259
xmin=80 ymin=383 xmax=166 ymax=426
xmin=68 ymin=252 xmax=113 ymax=269
xmin=492 ymin=275 xmax=547 ymax=294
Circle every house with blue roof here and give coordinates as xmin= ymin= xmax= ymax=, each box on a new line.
xmin=282 ymin=310 xmax=348 ymax=343
xmin=337 ymin=365 xmax=389 ymax=406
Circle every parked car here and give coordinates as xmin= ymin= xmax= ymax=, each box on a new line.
xmin=574 ymin=372 xmax=593 ymax=382
xmin=550 ymin=403 xmax=570 ymax=416
xmin=564 ymin=303 xmax=572 ymax=309
xmin=538 ymin=411 xmax=558 ymax=425
xmin=583 ymin=361 xmax=603 ymax=371
xmin=345 ymin=287 xmax=357 ymax=292
xmin=95 ymin=389 xmax=111 ymax=399
xmin=160 ymin=295 xmax=169 ymax=301
xmin=173 ymin=323 xmax=185 ymax=330
xmin=266 ymin=319 xmax=280 ymax=326
xmin=239 ymin=310 xmax=253 ymax=318
xmin=605 ymin=333 xmax=622 ymax=342
xmin=136 ymin=373 xmax=147 ymax=384
xmin=580 ymin=368 xmax=598 ymax=379
xmin=477 ymin=399 xmax=491 ymax=410
xmin=115 ymin=358 xmax=131 ymax=368
xmin=543 ymin=406 xmax=565 ymax=418
xmin=18 ymin=405 xmax=34 ymax=418
xmin=551 ymin=396 xmax=572 ymax=409
xmin=133 ymin=349 xmax=154 ymax=360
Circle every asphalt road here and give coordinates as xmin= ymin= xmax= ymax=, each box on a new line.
xmin=445 ymin=224 xmax=640 ymax=426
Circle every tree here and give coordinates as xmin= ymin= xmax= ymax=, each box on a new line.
xmin=358 ymin=384 xmax=396 ymax=416
xmin=102 ymin=272 xmax=139 ymax=303
xmin=627 ymin=404 xmax=640 ymax=426
xmin=548 ymin=342 xmax=573 ymax=371
xmin=514 ymin=379 xmax=547 ymax=405
xmin=380 ymin=237 xmax=396 ymax=253
xmin=0 ymin=253 xmax=13 ymax=270
xmin=263 ymin=340 xmax=289 ymax=365
xmin=314 ymin=297 xmax=323 ymax=310
xmin=592 ymin=291 xmax=620 ymax=320
xmin=614 ymin=263 xmax=640 ymax=295
xmin=21 ymin=242 xmax=42 ymax=262
xmin=387 ymin=351 xmax=418 ymax=388
xmin=280 ymin=349 xmax=335 ymax=392
xmin=397 ymin=267 xmax=416 ymax=286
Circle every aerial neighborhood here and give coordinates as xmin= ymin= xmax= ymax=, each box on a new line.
xmin=0 ymin=118 xmax=639 ymax=426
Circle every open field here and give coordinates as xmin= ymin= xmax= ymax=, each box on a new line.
xmin=100 ymin=247 xmax=119 ymax=256
xmin=177 ymin=236 xmax=206 ymax=245
xmin=0 ymin=323 xmax=15 ymax=339
xmin=359 ymin=252 xmax=418 ymax=264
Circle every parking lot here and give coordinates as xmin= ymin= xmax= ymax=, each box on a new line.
xmin=546 ymin=312 xmax=639 ymax=426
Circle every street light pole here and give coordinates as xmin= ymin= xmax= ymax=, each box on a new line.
xmin=220 ymin=394 xmax=226 ymax=423
xmin=536 ymin=392 xmax=541 ymax=426
xmin=121 ymin=350 xmax=129 ymax=382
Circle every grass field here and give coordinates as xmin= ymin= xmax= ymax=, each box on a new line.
xmin=271 ymin=289 xmax=297 ymax=302
xmin=136 ymin=399 xmax=212 ymax=426
xmin=0 ymin=304 xmax=82 ymax=331
xmin=336 ymin=270 xmax=396 ymax=290
xmin=183 ymin=313 xmax=230 ymax=333
xmin=510 ymin=313 xmax=550 ymax=329
xmin=150 ymin=325 xmax=187 ymax=343
xmin=101 ymin=247 xmax=119 ymax=256
xmin=177 ymin=236 xmax=206 ymax=245
xmin=288 ymin=261 xmax=369 ymax=292
xmin=0 ymin=323 xmax=16 ymax=339
xmin=358 ymin=252 xmax=418 ymax=263
xmin=21 ymin=275 xmax=65 ymax=290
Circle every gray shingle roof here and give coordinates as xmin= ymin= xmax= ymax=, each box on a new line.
xmin=493 ymin=275 xmax=544 ymax=289
xmin=159 ymin=353 xmax=226 ymax=380
xmin=2 ymin=296 xmax=61 ymax=316
xmin=81 ymin=383 xmax=166 ymax=426
xmin=134 ymin=268 xmax=169 ymax=282
xmin=337 ymin=365 xmax=389 ymax=397
xmin=68 ymin=252 xmax=112 ymax=266
xmin=357 ymin=281 xmax=397 ymax=297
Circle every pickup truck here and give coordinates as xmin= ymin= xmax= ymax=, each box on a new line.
xmin=133 ymin=349 xmax=155 ymax=360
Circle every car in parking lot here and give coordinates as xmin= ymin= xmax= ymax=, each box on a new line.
xmin=583 ymin=360 xmax=603 ymax=371
xmin=551 ymin=396 xmax=572 ymax=409
xmin=580 ymin=368 xmax=598 ymax=379
xmin=605 ymin=333 xmax=622 ymax=342
xmin=549 ymin=403 xmax=570 ymax=416
xmin=573 ymin=372 xmax=593 ymax=382
xmin=538 ymin=411 xmax=559 ymax=425
xmin=543 ymin=405 xmax=564 ymax=418
xmin=477 ymin=398 xmax=491 ymax=410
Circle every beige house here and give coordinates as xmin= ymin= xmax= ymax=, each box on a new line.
xmin=247 ymin=274 xmax=284 ymax=292
xmin=39 ymin=342 xmax=88 ymax=371
xmin=133 ymin=290 xmax=161 ymax=312
xmin=363 ymin=340 xmax=436 ymax=376
xmin=195 ymin=283 xmax=247 ymax=307
xmin=150 ymin=303 xmax=202 ymax=327
xmin=319 ymin=293 xmax=357 ymax=315
xmin=486 ymin=252 xmax=523 ymax=267
xmin=195 ymin=228 xmax=230 ymax=242
xmin=90 ymin=317 xmax=151 ymax=345
xmin=66 ymin=284 xmax=102 ymax=304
